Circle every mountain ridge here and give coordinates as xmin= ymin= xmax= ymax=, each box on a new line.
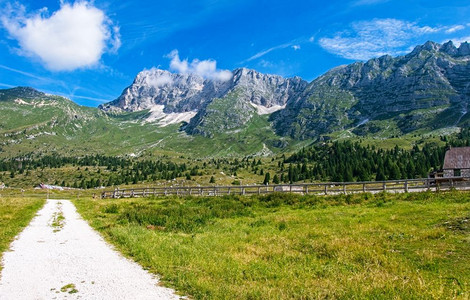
xmin=101 ymin=40 xmax=470 ymax=141
xmin=272 ymin=40 xmax=470 ymax=139
xmin=0 ymin=40 xmax=469 ymax=158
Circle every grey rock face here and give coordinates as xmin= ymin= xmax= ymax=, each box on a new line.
xmin=99 ymin=69 xmax=230 ymax=113
xmin=101 ymin=68 xmax=307 ymax=114
xmin=100 ymin=67 xmax=308 ymax=135
xmin=229 ymin=68 xmax=307 ymax=107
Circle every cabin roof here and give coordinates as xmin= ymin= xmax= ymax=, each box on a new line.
xmin=443 ymin=147 xmax=470 ymax=169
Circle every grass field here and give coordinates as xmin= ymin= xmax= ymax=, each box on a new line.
xmin=74 ymin=191 xmax=469 ymax=299
xmin=0 ymin=197 xmax=45 ymax=271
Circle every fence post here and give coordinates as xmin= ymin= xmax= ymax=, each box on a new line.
xmin=405 ymin=180 xmax=408 ymax=193
xmin=343 ymin=184 xmax=346 ymax=194
xmin=383 ymin=182 xmax=386 ymax=191
xmin=363 ymin=183 xmax=366 ymax=193
xmin=324 ymin=185 xmax=328 ymax=195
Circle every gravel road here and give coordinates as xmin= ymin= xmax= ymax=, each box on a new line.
xmin=0 ymin=199 xmax=181 ymax=300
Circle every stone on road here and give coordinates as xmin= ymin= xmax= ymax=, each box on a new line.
xmin=0 ymin=199 xmax=180 ymax=300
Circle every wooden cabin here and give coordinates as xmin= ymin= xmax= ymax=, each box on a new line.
xmin=443 ymin=147 xmax=470 ymax=178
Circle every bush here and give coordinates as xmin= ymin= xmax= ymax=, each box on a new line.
xmin=103 ymin=203 xmax=119 ymax=214
xmin=119 ymin=196 xmax=253 ymax=233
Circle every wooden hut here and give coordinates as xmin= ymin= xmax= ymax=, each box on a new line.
xmin=443 ymin=147 xmax=470 ymax=177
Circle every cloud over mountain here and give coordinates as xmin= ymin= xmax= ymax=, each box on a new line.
xmin=167 ymin=50 xmax=232 ymax=81
xmin=1 ymin=1 xmax=120 ymax=71
xmin=319 ymin=19 xmax=444 ymax=60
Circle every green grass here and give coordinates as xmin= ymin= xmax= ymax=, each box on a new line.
xmin=74 ymin=191 xmax=470 ymax=299
xmin=0 ymin=197 xmax=45 ymax=270
xmin=60 ymin=283 xmax=78 ymax=294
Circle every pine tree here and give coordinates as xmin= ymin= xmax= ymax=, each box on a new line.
xmin=272 ymin=174 xmax=280 ymax=184
xmin=263 ymin=172 xmax=271 ymax=185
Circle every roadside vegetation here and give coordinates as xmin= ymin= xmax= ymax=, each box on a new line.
xmin=0 ymin=197 xmax=45 ymax=270
xmin=75 ymin=191 xmax=469 ymax=299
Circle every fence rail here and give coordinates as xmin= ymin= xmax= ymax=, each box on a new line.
xmin=101 ymin=177 xmax=470 ymax=199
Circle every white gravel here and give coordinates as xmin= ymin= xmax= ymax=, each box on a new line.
xmin=0 ymin=200 xmax=181 ymax=300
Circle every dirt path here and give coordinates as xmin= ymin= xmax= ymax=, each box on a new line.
xmin=0 ymin=200 xmax=181 ymax=300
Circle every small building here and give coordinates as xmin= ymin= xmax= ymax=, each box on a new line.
xmin=443 ymin=147 xmax=470 ymax=178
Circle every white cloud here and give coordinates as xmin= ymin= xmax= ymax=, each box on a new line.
xmin=145 ymin=72 xmax=173 ymax=88
xmin=0 ymin=83 xmax=15 ymax=88
xmin=445 ymin=25 xmax=465 ymax=34
xmin=319 ymin=19 xmax=444 ymax=60
xmin=292 ymin=45 xmax=301 ymax=50
xmin=309 ymin=36 xmax=315 ymax=42
xmin=259 ymin=60 xmax=273 ymax=68
xmin=448 ymin=36 xmax=470 ymax=47
xmin=243 ymin=42 xmax=293 ymax=62
xmin=167 ymin=50 xmax=232 ymax=81
xmin=1 ymin=2 xmax=120 ymax=71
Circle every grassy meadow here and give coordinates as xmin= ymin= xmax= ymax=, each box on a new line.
xmin=74 ymin=191 xmax=470 ymax=299
xmin=0 ymin=197 xmax=45 ymax=270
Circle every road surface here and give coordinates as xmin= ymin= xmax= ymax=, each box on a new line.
xmin=0 ymin=199 xmax=181 ymax=300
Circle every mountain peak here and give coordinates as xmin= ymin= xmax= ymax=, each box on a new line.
xmin=0 ymin=87 xmax=46 ymax=102
xmin=410 ymin=40 xmax=441 ymax=55
xmin=458 ymin=41 xmax=470 ymax=56
xmin=441 ymin=40 xmax=458 ymax=55
xmin=409 ymin=40 xmax=470 ymax=57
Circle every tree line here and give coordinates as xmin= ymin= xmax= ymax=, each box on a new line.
xmin=1 ymin=128 xmax=469 ymax=187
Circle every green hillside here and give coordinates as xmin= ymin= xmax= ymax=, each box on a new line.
xmin=0 ymin=87 xmax=307 ymax=159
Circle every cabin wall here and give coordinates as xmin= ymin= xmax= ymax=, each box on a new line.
xmin=443 ymin=168 xmax=470 ymax=177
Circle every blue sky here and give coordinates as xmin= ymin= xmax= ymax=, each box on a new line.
xmin=0 ymin=0 xmax=469 ymax=107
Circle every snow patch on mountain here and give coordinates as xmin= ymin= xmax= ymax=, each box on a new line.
xmin=249 ymin=103 xmax=286 ymax=115
xmin=14 ymin=99 xmax=31 ymax=105
xmin=146 ymin=105 xmax=197 ymax=127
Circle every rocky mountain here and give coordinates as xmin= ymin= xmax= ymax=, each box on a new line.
xmin=272 ymin=41 xmax=470 ymax=139
xmin=102 ymin=41 xmax=470 ymax=141
xmin=1 ymin=41 xmax=469 ymax=159
xmin=100 ymin=67 xmax=307 ymax=134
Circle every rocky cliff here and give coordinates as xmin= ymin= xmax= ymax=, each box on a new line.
xmin=100 ymin=67 xmax=307 ymax=133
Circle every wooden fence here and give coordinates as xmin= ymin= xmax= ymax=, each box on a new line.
xmin=101 ymin=176 xmax=470 ymax=199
